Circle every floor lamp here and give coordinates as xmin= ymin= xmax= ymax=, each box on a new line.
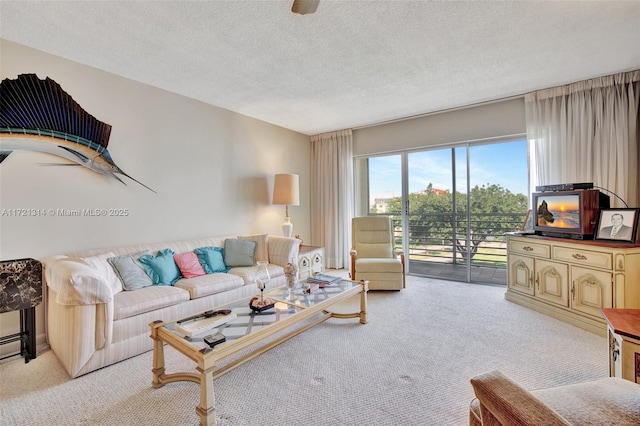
xmin=273 ymin=174 xmax=300 ymax=237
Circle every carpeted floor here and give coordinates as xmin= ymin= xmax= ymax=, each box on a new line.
xmin=0 ymin=276 xmax=607 ymax=425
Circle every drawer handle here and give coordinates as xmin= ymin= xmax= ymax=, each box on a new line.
xmin=572 ymin=254 xmax=587 ymax=260
xmin=523 ymin=246 xmax=534 ymax=252
xmin=609 ymin=336 xmax=620 ymax=361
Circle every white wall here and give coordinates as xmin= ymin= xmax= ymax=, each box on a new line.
xmin=0 ymin=40 xmax=310 ymax=352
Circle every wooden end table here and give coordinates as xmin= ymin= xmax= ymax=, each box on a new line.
xmin=601 ymin=308 xmax=640 ymax=383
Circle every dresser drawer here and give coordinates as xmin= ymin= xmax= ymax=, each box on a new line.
xmin=509 ymin=240 xmax=550 ymax=258
xmin=554 ymin=247 xmax=612 ymax=270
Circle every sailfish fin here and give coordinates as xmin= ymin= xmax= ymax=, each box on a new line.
xmin=37 ymin=163 xmax=82 ymax=166
xmin=58 ymin=145 xmax=90 ymax=162
xmin=0 ymin=151 xmax=12 ymax=163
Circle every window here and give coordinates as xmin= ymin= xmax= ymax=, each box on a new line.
xmin=355 ymin=138 xmax=529 ymax=285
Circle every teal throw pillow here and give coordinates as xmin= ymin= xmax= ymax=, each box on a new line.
xmin=107 ymin=251 xmax=154 ymax=291
xmin=223 ymin=239 xmax=257 ymax=267
xmin=194 ymin=246 xmax=228 ymax=274
xmin=139 ymin=248 xmax=182 ymax=285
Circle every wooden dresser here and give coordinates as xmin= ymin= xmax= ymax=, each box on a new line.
xmin=505 ymin=235 xmax=640 ymax=336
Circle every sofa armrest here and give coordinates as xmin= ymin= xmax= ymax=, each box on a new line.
xmin=470 ymin=370 xmax=571 ymax=426
xmin=45 ymin=257 xmax=114 ymax=305
xmin=267 ymin=236 xmax=301 ymax=267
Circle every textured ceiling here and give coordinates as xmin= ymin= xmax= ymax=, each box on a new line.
xmin=1 ymin=1 xmax=639 ymax=136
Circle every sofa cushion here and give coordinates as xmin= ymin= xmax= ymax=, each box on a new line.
xmin=470 ymin=370 xmax=640 ymax=426
xmin=224 ymin=239 xmax=256 ymax=267
xmin=174 ymin=273 xmax=244 ymax=299
xmin=107 ymin=251 xmax=154 ymax=291
xmin=113 ymin=285 xmax=190 ymax=320
xmin=470 ymin=370 xmax=570 ymax=426
xmin=228 ymin=263 xmax=284 ymax=285
xmin=238 ymin=234 xmax=269 ymax=262
xmin=194 ymin=246 xmax=227 ymax=273
xmin=533 ymin=377 xmax=640 ymax=425
xmin=82 ymin=252 xmax=122 ymax=295
xmin=139 ymin=249 xmax=182 ymax=285
xmin=355 ymin=258 xmax=403 ymax=273
xmin=173 ymin=251 xmax=206 ymax=278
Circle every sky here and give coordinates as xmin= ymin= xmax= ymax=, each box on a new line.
xmin=539 ymin=194 xmax=580 ymax=212
xmin=368 ymin=139 xmax=528 ymax=203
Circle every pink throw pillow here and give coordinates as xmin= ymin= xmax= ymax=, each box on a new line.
xmin=173 ymin=252 xmax=206 ymax=279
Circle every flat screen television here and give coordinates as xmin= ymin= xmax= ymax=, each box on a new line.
xmin=533 ymin=189 xmax=610 ymax=239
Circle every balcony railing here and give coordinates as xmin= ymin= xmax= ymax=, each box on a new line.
xmin=387 ymin=212 xmax=525 ymax=268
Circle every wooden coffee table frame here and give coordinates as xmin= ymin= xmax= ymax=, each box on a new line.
xmin=149 ymin=279 xmax=368 ymax=426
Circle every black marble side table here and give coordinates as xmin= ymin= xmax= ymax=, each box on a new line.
xmin=0 ymin=258 xmax=43 ymax=363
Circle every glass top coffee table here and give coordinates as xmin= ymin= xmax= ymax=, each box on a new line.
xmin=149 ymin=278 xmax=368 ymax=426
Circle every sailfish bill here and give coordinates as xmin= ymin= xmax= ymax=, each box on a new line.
xmin=0 ymin=74 xmax=155 ymax=193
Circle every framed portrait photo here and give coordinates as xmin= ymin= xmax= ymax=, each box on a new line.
xmin=594 ymin=208 xmax=640 ymax=243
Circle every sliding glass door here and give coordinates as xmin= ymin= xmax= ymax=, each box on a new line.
xmin=405 ymin=148 xmax=460 ymax=278
xmin=355 ymin=138 xmax=529 ymax=284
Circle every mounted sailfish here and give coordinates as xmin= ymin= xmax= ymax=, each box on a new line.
xmin=0 ymin=74 xmax=155 ymax=193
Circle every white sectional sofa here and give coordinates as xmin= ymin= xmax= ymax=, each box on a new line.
xmin=43 ymin=234 xmax=300 ymax=378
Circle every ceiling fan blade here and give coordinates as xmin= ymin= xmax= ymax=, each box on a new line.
xmin=291 ymin=0 xmax=320 ymax=15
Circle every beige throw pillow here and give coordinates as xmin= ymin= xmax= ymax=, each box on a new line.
xmin=238 ymin=234 xmax=269 ymax=263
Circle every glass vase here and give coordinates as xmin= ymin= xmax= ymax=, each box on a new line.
xmin=284 ymin=261 xmax=298 ymax=301
xmin=255 ymin=261 xmax=270 ymax=301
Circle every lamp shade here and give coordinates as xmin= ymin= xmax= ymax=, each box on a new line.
xmin=273 ymin=174 xmax=300 ymax=206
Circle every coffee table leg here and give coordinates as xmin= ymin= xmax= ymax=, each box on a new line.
xmin=149 ymin=321 xmax=166 ymax=388
xmin=360 ymin=280 xmax=368 ymax=324
xmin=196 ymin=366 xmax=216 ymax=426
xmin=151 ymin=338 xmax=166 ymax=388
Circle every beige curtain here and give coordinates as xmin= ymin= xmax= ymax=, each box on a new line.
xmin=310 ymin=129 xmax=354 ymax=269
xmin=525 ymin=70 xmax=640 ymax=207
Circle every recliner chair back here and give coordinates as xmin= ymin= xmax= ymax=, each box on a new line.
xmin=351 ymin=216 xmax=395 ymax=259
xmin=350 ymin=216 xmax=405 ymax=290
